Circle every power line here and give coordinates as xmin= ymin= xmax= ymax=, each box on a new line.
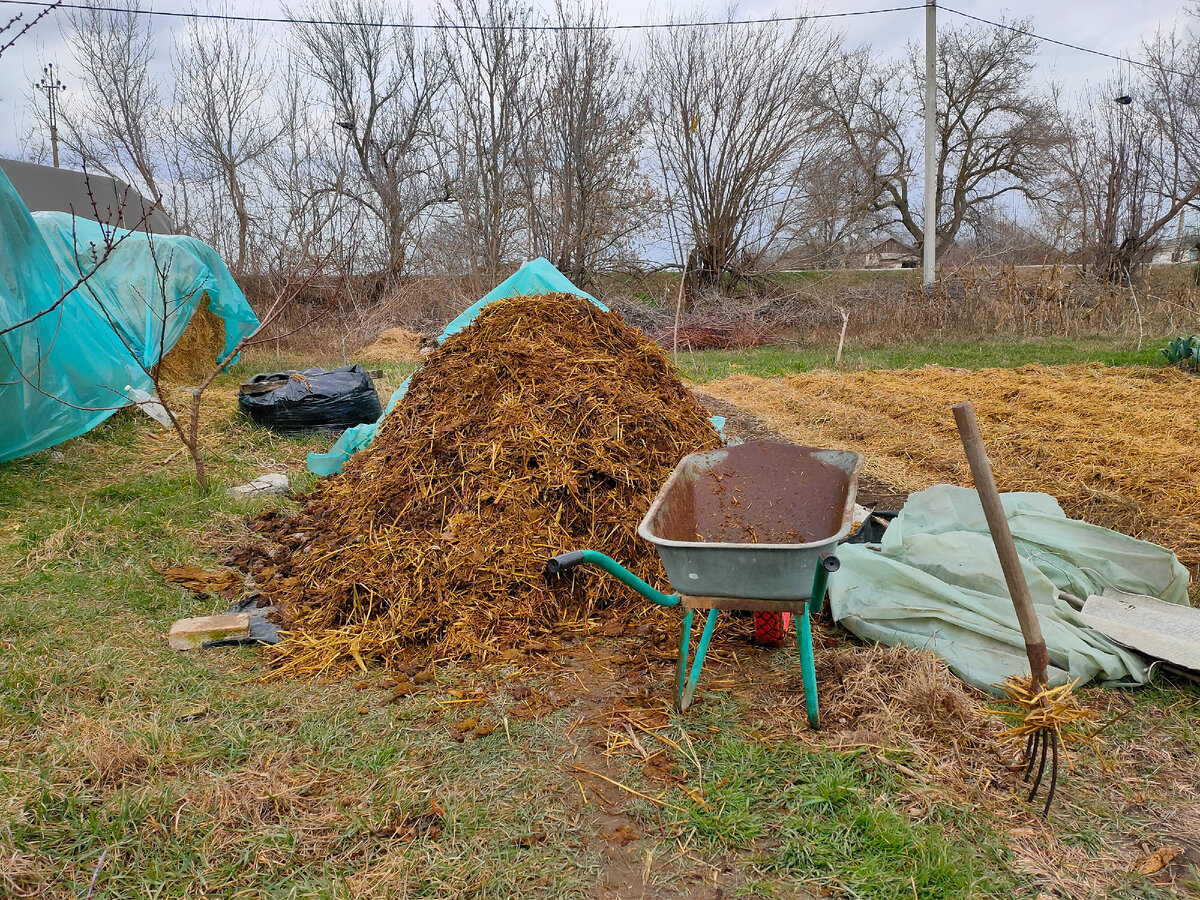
xmin=941 ymin=5 xmax=1194 ymax=80
xmin=0 ymin=0 xmax=925 ymax=30
xmin=2 ymin=0 xmax=1192 ymax=81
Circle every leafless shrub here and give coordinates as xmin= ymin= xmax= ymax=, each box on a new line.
xmin=765 ymin=264 xmax=1200 ymax=347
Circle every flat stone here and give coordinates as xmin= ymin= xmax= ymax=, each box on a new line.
xmin=168 ymin=613 xmax=250 ymax=651
xmin=229 ymin=473 xmax=289 ymax=497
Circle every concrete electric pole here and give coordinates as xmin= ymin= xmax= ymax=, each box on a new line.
xmin=923 ymin=0 xmax=936 ymax=287
xmin=36 ymin=63 xmax=67 ymax=168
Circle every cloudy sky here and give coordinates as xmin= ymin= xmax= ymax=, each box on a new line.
xmin=0 ymin=0 xmax=1192 ymax=160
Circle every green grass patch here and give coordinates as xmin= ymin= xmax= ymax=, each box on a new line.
xmin=669 ymin=698 xmax=1022 ymax=899
xmin=677 ymin=337 xmax=1162 ymax=382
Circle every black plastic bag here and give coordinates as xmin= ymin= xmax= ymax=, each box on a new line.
xmin=238 ymin=365 xmax=383 ymax=434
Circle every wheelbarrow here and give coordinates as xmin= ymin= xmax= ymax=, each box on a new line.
xmin=546 ymin=442 xmax=864 ymax=728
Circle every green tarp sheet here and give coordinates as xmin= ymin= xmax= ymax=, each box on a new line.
xmin=0 ymin=166 xmax=258 ymax=462
xmin=828 ymin=485 xmax=1190 ymax=693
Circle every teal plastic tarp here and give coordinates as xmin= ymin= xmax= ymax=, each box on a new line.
xmin=0 ymin=166 xmax=258 ymax=462
xmin=307 ymin=258 xmax=602 ymax=475
xmin=828 ymin=485 xmax=1190 ymax=693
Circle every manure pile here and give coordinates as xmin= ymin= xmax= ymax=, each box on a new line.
xmin=257 ymin=293 xmax=721 ymax=677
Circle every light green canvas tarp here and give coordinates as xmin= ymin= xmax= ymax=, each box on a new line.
xmin=828 ymin=485 xmax=1190 ymax=693
xmin=0 ymin=166 xmax=258 ymax=462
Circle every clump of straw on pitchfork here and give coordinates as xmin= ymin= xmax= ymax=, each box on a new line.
xmin=952 ymin=401 xmax=1094 ymax=817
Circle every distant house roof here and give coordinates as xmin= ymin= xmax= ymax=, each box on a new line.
xmin=870 ymin=237 xmax=914 ymax=254
xmin=0 ymin=157 xmax=174 ymax=234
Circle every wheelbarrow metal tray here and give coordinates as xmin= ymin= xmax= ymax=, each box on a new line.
xmin=638 ymin=442 xmax=864 ymax=600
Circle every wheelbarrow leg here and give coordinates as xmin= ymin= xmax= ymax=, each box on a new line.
xmin=796 ymin=553 xmax=837 ymax=730
xmin=675 ymin=609 xmax=693 ymax=702
xmin=797 ymin=602 xmax=819 ymax=729
xmin=676 ymin=608 xmax=719 ymax=712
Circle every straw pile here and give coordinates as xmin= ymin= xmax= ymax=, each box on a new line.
xmin=815 ymin=644 xmax=999 ymax=773
xmin=255 ymin=293 xmax=720 ymax=677
xmin=358 ymin=327 xmax=430 ymax=363
xmin=157 ymin=297 xmax=224 ymax=383
xmin=703 ymin=365 xmax=1200 ymax=588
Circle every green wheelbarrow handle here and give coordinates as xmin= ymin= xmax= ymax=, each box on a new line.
xmin=546 ymin=549 xmax=680 ymax=607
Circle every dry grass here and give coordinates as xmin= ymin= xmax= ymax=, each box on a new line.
xmin=703 ymin=364 xmax=1200 ymax=588
xmin=356 ymin=326 xmax=430 ymax=363
xmin=815 ymin=644 xmax=999 ymax=773
xmin=245 ymin=264 xmax=1200 ymax=361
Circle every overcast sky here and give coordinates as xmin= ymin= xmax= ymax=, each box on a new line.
xmin=0 ymin=0 xmax=1192 ymax=161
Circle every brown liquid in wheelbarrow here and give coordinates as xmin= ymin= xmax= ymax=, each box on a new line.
xmin=660 ymin=442 xmax=849 ymax=544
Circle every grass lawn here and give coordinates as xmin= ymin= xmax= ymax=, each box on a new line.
xmin=677 ymin=337 xmax=1163 ymax=383
xmin=1 ymin=348 xmax=1196 ymax=899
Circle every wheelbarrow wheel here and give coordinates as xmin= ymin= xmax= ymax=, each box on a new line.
xmin=753 ymin=611 xmax=791 ymax=647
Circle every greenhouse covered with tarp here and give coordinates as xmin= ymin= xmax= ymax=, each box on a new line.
xmin=0 ymin=166 xmax=258 ymax=462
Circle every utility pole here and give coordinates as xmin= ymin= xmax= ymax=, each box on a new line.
xmin=36 ymin=63 xmax=67 ymax=168
xmin=923 ymin=0 xmax=936 ymax=287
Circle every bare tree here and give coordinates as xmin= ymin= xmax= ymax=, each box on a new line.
xmin=260 ymin=59 xmax=348 ymax=274
xmin=0 ymin=1 xmax=61 ymax=62
xmin=1044 ymin=26 xmax=1200 ymax=284
xmin=1044 ymin=83 xmax=1161 ymax=280
xmin=825 ymin=20 xmax=1061 ymax=258
xmin=645 ymin=12 xmax=836 ymax=292
xmin=173 ymin=20 xmax=278 ymax=276
xmin=56 ymin=0 xmax=169 ymax=206
xmin=437 ymin=0 xmax=539 ymax=275
xmin=779 ymin=144 xmax=891 ymax=269
xmin=516 ymin=0 xmax=649 ymax=281
xmin=293 ymin=0 xmax=446 ymax=278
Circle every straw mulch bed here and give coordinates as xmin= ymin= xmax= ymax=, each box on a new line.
xmin=702 ymin=364 xmax=1200 ymax=589
xmin=357 ymin=326 xmax=430 ymax=363
xmin=254 ymin=294 xmax=720 ymax=677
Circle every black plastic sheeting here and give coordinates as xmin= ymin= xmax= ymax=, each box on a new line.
xmin=238 ymin=365 xmax=383 ymax=434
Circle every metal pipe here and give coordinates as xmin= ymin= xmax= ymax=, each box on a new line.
xmin=807 ymin=553 xmax=840 ymax=616
xmin=681 ymin=608 xmax=720 ymax=710
xmin=546 ymin=549 xmax=680 ymax=607
xmin=798 ymin=604 xmax=819 ymax=728
xmin=677 ymin=609 xmax=694 ymax=699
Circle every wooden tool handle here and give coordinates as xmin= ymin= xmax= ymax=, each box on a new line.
xmin=952 ymin=401 xmax=1050 ymax=689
